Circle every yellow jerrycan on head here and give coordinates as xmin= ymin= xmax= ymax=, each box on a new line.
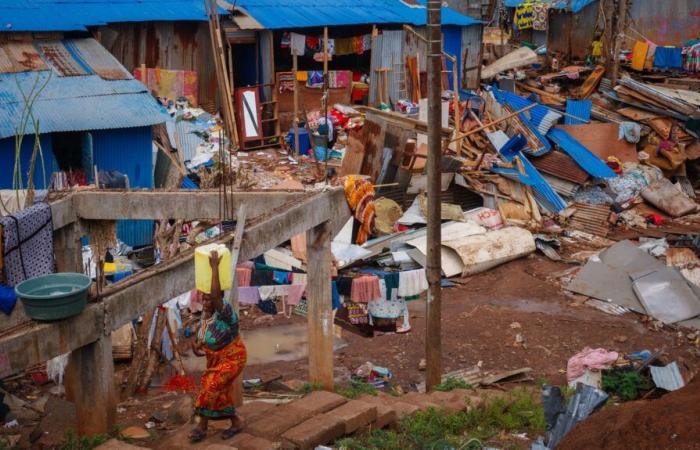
xmin=194 ymin=243 xmax=232 ymax=293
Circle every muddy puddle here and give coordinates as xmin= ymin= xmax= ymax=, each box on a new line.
xmin=180 ymin=323 xmax=347 ymax=373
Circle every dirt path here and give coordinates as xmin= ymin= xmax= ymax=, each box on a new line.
xmin=243 ymin=255 xmax=699 ymax=388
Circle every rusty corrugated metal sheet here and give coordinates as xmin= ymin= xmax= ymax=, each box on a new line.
xmin=569 ymin=202 xmax=610 ymax=237
xmin=0 ymin=42 xmax=48 ymax=73
xmin=630 ymin=0 xmax=700 ymax=46
xmin=531 ymin=151 xmax=590 ymax=185
xmin=547 ymin=4 xmax=598 ymax=60
xmin=35 ymin=41 xmax=88 ymax=76
xmin=67 ymin=38 xmax=130 ymax=80
xmin=99 ymin=21 xmax=218 ymax=111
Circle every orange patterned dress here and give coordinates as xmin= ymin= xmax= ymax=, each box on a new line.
xmin=194 ymin=303 xmax=247 ymax=419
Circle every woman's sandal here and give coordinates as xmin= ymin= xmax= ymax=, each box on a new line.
xmin=189 ymin=427 xmax=207 ymax=443
xmin=221 ymin=421 xmax=243 ymax=440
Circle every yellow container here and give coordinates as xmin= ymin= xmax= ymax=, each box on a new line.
xmin=195 ymin=243 xmax=232 ymax=293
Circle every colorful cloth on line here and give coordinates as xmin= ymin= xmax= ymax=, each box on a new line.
xmin=328 ymin=70 xmax=351 ymax=89
xmin=684 ymin=43 xmax=700 ymax=73
xmin=532 ymin=3 xmax=549 ymax=31
xmin=0 ymin=202 xmax=54 ymax=287
xmin=351 ymin=275 xmax=381 ymax=303
xmin=654 ymin=47 xmax=683 ymax=70
xmin=514 ymin=3 xmax=535 ymax=30
xmin=306 ymin=71 xmax=324 ymax=88
xmin=343 ymin=175 xmax=375 ymax=245
xmin=195 ymin=336 xmax=247 ymax=419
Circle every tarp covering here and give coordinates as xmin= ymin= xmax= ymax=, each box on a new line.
xmin=504 ymin=0 xmax=596 ymax=14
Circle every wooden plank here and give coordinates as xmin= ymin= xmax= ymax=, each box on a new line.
xmin=306 ymin=221 xmax=334 ymax=390
xmin=0 ymin=189 xmax=349 ymax=375
xmin=71 ymin=190 xmax=304 ymax=221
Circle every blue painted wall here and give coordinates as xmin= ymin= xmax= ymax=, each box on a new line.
xmin=92 ymin=126 xmax=155 ymax=247
xmin=0 ymin=126 xmax=155 ymax=247
xmin=443 ymin=25 xmax=463 ymax=91
xmin=0 ymin=135 xmax=57 ymax=190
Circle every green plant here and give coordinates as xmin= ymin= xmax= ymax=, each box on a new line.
xmin=59 ymin=430 xmax=110 ymax=450
xmin=602 ymin=369 xmax=653 ymax=401
xmin=335 ymin=387 xmax=546 ymax=449
xmin=336 ymin=380 xmax=378 ymax=399
xmin=297 ymin=382 xmax=324 ymax=395
xmin=434 ymin=377 xmax=472 ymax=392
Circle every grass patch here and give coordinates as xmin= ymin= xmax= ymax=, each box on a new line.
xmin=336 ymin=387 xmax=545 ymax=449
xmin=336 ymin=380 xmax=378 ymax=399
xmin=58 ymin=431 xmax=110 ymax=450
xmin=297 ymin=382 xmax=325 ymax=395
xmin=434 ymin=377 xmax=472 ymax=392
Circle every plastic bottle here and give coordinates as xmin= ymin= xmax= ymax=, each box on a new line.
xmin=194 ymin=243 xmax=232 ymax=293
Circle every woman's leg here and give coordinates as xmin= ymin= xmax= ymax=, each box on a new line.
xmin=189 ymin=416 xmax=208 ymax=442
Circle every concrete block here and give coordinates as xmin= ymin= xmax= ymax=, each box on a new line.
xmin=324 ymin=400 xmax=377 ymax=434
xmin=292 ymin=391 xmax=347 ymax=415
xmin=281 ymin=414 xmax=345 ymax=450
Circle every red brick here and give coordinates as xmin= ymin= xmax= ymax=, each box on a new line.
xmin=355 ymin=396 xmax=398 ymax=430
xmin=292 ymin=391 xmax=347 ymax=415
xmin=245 ymin=404 xmax=312 ymax=439
xmin=391 ymin=401 xmax=420 ymax=419
xmin=237 ymin=437 xmax=281 ymax=450
xmin=280 ymin=414 xmax=345 ymax=450
xmin=428 ymin=391 xmax=469 ymax=413
xmin=238 ymin=401 xmax=277 ymax=424
xmin=324 ymin=400 xmax=377 ymax=434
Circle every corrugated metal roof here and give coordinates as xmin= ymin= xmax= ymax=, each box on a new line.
xmin=547 ymin=128 xmax=618 ymax=179
xmin=232 ymin=0 xmax=480 ymax=29
xmin=1 ymin=0 xmax=215 ymax=32
xmin=568 ymin=202 xmax=610 ymax=237
xmin=531 ymin=150 xmax=590 ymax=185
xmin=0 ymin=38 xmax=169 ymax=139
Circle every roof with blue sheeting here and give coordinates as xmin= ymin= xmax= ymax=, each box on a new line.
xmin=504 ymin=0 xmax=596 ymax=14
xmin=1 ymin=0 xmax=479 ymax=32
xmin=233 ymin=0 xmax=481 ymax=29
xmin=0 ymin=38 xmax=169 ymax=140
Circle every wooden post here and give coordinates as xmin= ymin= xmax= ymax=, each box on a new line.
xmin=610 ymin=0 xmax=627 ymax=84
xmin=306 ymin=221 xmax=334 ymax=390
xmin=54 ymin=223 xmax=82 ymax=273
xmin=65 ymin=336 xmax=116 ymax=435
xmin=425 ymin=0 xmax=443 ymax=392
xmin=293 ymin=53 xmax=300 ymax=156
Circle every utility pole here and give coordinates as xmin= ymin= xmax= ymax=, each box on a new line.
xmin=610 ymin=0 xmax=628 ymax=83
xmin=425 ymin=0 xmax=443 ymax=391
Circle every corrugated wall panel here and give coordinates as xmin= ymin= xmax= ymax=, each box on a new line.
xmin=99 ymin=21 xmax=218 ymax=111
xmin=548 ymin=2 xmax=599 ymax=60
xmin=92 ymin=126 xmax=154 ymax=246
xmin=370 ymin=30 xmax=404 ymax=106
xmin=0 ymin=135 xmax=56 ymax=190
xmin=461 ymin=24 xmax=482 ymax=89
xmin=629 ymin=0 xmax=700 ymax=46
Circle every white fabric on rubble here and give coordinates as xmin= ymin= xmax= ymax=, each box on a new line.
xmin=398 ymin=269 xmax=428 ymax=297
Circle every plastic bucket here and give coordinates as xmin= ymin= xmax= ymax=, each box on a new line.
xmin=15 ymin=273 xmax=91 ymax=321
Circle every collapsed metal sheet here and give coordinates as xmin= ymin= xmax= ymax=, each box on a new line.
xmin=650 ymin=362 xmax=685 ymax=392
xmin=631 ymin=268 xmax=700 ymax=324
xmin=566 ymin=260 xmax=645 ymax=313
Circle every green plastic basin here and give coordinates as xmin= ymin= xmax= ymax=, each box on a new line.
xmin=15 ymin=273 xmax=91 ymax=321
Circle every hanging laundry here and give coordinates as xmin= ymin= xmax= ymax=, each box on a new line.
xmin=334 ymin=37 xmax=354 ymax=56
xmin=278 ymin=72 xmax=295 ymax=94
xmin=292 ymin=273 xmax=307 ymax=286
xmin=236 ymin=267 xmax=252 ymax=287
xmin=306 ymin=36 xmax=320 ymax=53
xmin=362 ymin=34 xmax=371 ymax=52
xmin=631 ymin=41 xmax=649 ymax=71
xmin=251 ymin=269 xmax=275 ymax=286
xmin=237 ymin=287 xmax=260 ymax=305
xmin=514 ymin=3 xmax=535 ymax=30
xmin=383 ymin=272 xmax=399 ymax=300
xmin=285 ymin=284 xmax=305 ymax=306
xmin=398 ymin=269 xmax=428 ymax=298
xmin=328 ymin=70 xmax=351 ymax=89
xmin=343 ymin=175 xmax=376 ymax=245
xmin=684 ymin=43 xmax=700 ymax=73
xmin=532 ymin=3 xmax=549 ymax=31
xmin=290 ymin=32 xmax=305 ymax=56
xmin=273 ymin=271 xmax=292 ymax=285
xmin=1 ymin=202 xmax=54 ymax=287
xmin=654 ymin=47 xmax=683 ymax=70
xmin=280 ymin=32 xmax=291 ymax=48
xmin=306 ymin=71 xmax=324 ymax=88
xmin=257 ymin=299 xmax=277 ymax=315
xmin=351 ymin=275 xmax=381 ymax=303
xmin=258 ymin=285 xmax=275 ymax=301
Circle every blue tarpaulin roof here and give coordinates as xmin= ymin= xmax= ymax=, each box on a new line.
xmin=1 ymin=0 xmax=479 ymax=32
xmin=0 ymin=38 xmax=169 ymax=139
xmin=503 ymin=0 xmax=596 ymax=14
